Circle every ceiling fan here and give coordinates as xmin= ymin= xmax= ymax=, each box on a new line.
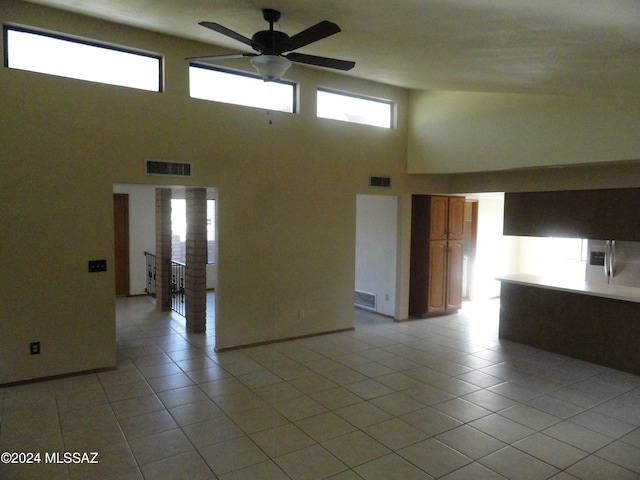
xmin=187 ymin=8 xmax=355 ymax=81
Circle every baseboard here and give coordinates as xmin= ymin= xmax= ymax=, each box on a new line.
xmin=0 ymin=366 xmax=117 ymax=388
xmin=215 ymin=327 xmax=355 ymax=353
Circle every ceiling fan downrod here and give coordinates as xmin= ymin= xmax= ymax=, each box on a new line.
xmin=262 ymin=8 xmax=281 ymax=26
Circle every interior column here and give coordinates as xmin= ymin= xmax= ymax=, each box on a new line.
xmin=155 ymin=188 xmax=172 ymax=311
xmin=185 ymin=187 xmax=207 ymax=333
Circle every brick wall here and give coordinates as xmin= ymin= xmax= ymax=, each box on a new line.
xmin=155 ymin=188 xmax=172 ymax=311
xmin=185 ymin=187 xmax=207 ymax=333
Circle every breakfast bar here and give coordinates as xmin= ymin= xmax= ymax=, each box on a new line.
xmin=497 ymin=274 xmax=640 ymax=375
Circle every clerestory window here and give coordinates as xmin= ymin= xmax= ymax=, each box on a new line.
xmin=317 ymin=88 xmax=393 ymax=128
xmin=4 ymin=25 xmax=162 ymax=91
xmin=189 ymin=64 xmax=296 ymax=113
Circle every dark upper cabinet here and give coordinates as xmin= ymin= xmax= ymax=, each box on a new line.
xmin=602 ymin=189 xmax=640 ymax=241
xmin=503 ymin=188 xmax=640 ymax=241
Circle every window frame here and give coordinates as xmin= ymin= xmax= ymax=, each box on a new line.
xmin=316 ymin=87 xmax=394 ymax=128
xmin=189 ymin=62 xmax=297 ymax=113
xmin=3 ymin=24 xmax=163 ymax=92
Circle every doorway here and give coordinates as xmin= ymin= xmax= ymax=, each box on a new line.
xmin=463 ymin=200 xmax=479 ymax=300
xmin=113 ymin=193 xmax=130 ymax=296
xmin=355 ymin=194 xmax=399 ymax=319
xmin=112 ymin=184 xmax=218 ymax=320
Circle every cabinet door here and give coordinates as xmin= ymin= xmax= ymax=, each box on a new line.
xmin=603 ymin=189 xmax=640 ymax=241
xmin=502 ymin=189 xmax=640 ymax=240
xmin=427 ymin=241 xmax=447 ymax=314
xmin=446 ymin=240 xmax=464 ymax=311
xmin=448 ymin=197 xmax=465 ymax=240
xmin=503 ymin=190 xmax=600 ymax=238
xmin=429 ymin=196 xmax=449 ymax=241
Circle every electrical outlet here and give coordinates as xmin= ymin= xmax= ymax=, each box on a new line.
xmin=30 ymin=342 xmax=40 ymax=355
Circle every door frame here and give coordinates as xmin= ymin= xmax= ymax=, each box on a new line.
xmin=464 ymin=200 xmax=479 ymax=300
xmin=114 ymin=193 xmax=130 ymax=296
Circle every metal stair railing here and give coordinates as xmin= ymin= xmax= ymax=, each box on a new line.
xmin=144 ymin=251 xmax=185 ymax=317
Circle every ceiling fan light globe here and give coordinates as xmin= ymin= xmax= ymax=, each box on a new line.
xmin=250 ymin=55 xmax=292 ymax=81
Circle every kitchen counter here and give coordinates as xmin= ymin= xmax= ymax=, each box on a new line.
xmin=497 ymin=274 xmax=640 ymax=375
xmin=496 ymin=273 xmax=640 ymax=304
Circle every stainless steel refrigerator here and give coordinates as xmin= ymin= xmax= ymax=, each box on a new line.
xmin=585 ymin=240 xmax=640 ymax=287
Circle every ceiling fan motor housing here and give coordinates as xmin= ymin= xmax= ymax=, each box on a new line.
xmin=251 ymin=30 xmax=289 ymax=54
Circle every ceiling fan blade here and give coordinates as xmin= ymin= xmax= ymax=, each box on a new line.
xmin=279 ymin=20 xmax=341 ymax=53
xmin=199 ymin=21 xmax=263 ymax=51
xmin=186 ymin=53 xmax=256 ymax=62
xmin=286 ymin=52 xmax=355 ymax=71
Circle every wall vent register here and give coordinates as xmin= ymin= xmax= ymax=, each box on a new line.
xmin=145 ymin=160 xmax=192 ymax=177
xmin=370 ymin=176 xmax=391 ymax=188
xmin=355 ymin=290 xmax=377 ymax=310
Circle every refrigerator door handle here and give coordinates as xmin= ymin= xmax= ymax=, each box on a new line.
xmin=610 ymin=239 xmax=616 ymax=278
xmin=604 ymin=240 xmax=610 ymax=278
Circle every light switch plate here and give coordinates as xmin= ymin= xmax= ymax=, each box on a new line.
xmin=88 ymin=259 xmax=107 ymax=272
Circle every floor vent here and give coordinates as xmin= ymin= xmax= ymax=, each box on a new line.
xmin=370 ymin=176 xmax=391 ymax=188
xmin=145 ymin=159 xmax=192 ymax=177
xmin=355 ymin=290 xmax=377 ymax=310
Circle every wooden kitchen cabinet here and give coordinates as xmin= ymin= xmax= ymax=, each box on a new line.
xmin=503 ymin=188 xmax=640 ymax=240
xmin=446 ymin=239 xmax=464 ymax=310
xmin=447 ymin=196 xmax=466 ymax=240
xmin=428 ymin=195 xmax=465 ymax=241
xmin=410 ymin=195 xmax=465 ymax=318
xmin=427 ymin=240 xmax=447 ymax=313
xmin=499 ymin=279 xmax=640 ymax=376
xmin=429 ymin=196 xmax=449 ymax=240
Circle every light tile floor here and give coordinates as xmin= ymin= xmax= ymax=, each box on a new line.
xmin=2 ymin=295 xmax=640 ymax=479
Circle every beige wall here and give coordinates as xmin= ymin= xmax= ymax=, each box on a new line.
xmin=0 ymin=0 xmax=418 ymax=383
xmin=408 ymin=90 xmax=640 ymax=175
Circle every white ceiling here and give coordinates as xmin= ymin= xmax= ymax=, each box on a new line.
xmin=24 ymin=0 xmax=640 ymax=96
